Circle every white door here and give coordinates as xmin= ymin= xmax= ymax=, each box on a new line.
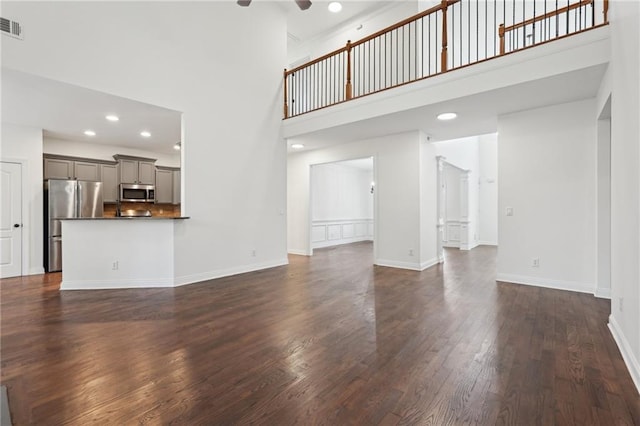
xmin=0 ymin=162 xmax=22 ymax=278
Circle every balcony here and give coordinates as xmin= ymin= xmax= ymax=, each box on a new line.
xmin=283 ymin=0 xmax=609 ymax=124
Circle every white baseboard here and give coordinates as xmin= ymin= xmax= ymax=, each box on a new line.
xmin=495 ymin=273 xmax=596 ymax=295
xmin=61 ymin=277 xmax=175 ymax=290
xmin=477 ymin=241 xmax=498 ymax=246
xmin=608 ymin=314 xmax=640 ymax=394
xmin=312 ymin=237 xmax=373 ymax=249
xmin=174 ymin=258 xmax=289 ymax=287
xmin=420 ymin=257 xmax=440 ymax=270
xmin=28 ymin=266 xmax=45 ymax=275
xmin=375 ymin=257 xmax=438 ymax=271
xmin=288 ymin=249 xmax=310 ymax=256
xmin=594 ymin=287 xmax=611 ymax=299
xmin=460 ymin=241 xmax=479 ymax=251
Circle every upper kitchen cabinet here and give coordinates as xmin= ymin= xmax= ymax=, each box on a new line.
xmin=172 ymin=169 xmax=181 ymax=205
xmin=44 ymin=157 xmax=74 ymax=179
xmin=155 ymin=167 xmax=174 ymax=204
xmin=155 ymin=166 xmax=181 ymax=205
xmin=100 ymin=163 xmax=118 ymax=203
xmin=114 ymin=155 xmax=156 ymax=185
xmin=44 ymin=155 xmax=101 ymax=181
xmin=74 ymin=161 xmax=101 ymax=181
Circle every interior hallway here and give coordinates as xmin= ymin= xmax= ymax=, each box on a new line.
xmin=1 ymin=243 xmax=638 ymax=424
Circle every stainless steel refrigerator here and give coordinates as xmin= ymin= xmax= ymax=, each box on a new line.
xmin=44 ymin=179 xmax=103 ymax=272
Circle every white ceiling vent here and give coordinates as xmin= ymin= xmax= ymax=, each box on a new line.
xmin=1 ymin=17 xmax=23 ymax=40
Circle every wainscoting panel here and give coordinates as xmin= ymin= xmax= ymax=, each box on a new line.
xmin=342 ymin=224 xmax=355 ymax=238
xmin=312 ymin=219 xmax=374 ymax=249
xmin=444 ymin=221 xmax=461 ymax=248
xmin=311 ymin=226 xmax=327 ymax=243
xmin=327 ymin=225 xmax=342 ymax=240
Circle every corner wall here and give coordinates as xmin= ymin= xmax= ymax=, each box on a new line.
xmin=288 ymin=131 xmax=436 ymax=269
xmin=497 ymin=98 xmax=597 ymax=294
xmin=608 ymin=1 xmax=640 ymax=393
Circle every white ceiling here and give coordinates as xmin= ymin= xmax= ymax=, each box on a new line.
xmin=2 ymin=68 xmax=182 ymax=155
xmin=285 ymin=0 xmax=394 ymax=46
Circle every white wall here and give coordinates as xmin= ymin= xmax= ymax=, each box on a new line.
xmin=596 ymin=115 xmax=611 ymax=299
xmin=0 ymin=123 xmax=44 ymax=275
xmin=44 ymin=137 xmax=181 ymax=168
xmin=2 ymin=1 xmax=288 ymax=284
xmin=310 ymin=160 xmax=374 ymax=249
xmin=433 ymin=133 xmax=499 ymax=247
xmin=311 ymin=162 xmax=373 ymax=220
xmin=288 ymin=131 xmax=438 ymax=269
xmin=607 ymin=1 xmax=640 ymax=393
xmin=478 ymin=133 xmax=498 ymax=245
xmin=419 ymin=133 xmax=439 ymax=266
xmin=497 ymin=98 xmax=597 ymax=293
xmin=444 ymin=164 xmax=462 ymax=221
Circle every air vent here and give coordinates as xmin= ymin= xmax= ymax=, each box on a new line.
xmin=1 ymin=17 xmax=23 ymax=40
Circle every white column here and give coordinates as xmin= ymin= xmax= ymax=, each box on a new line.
xmin=459 ymin=170 xmax=472 ymax=250
xmin=436 ymin=156 xmax=445 ymax=262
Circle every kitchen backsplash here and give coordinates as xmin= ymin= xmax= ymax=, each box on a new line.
xmin=104 ymin=203 xmax=181 ymax=218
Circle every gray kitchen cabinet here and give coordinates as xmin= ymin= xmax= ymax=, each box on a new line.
xmin=172 ymin=170 xmax=181 ymax=205
xmin=114 ymin=155 xmax=156 ymax=184
xmin=118 ymin=159 xmax=138 ymax=184
xmin=100 ymin=163 xmax=118 ymax=203
xmin=74 ymin=161 xmax=101 ymax=181
xmin=138 ymin=161 xmax=156 ymax=185
xmin=44 ymin=158 xmax=74 ymax=179
xmin=155 ymin=168 xmax=174 ymax=204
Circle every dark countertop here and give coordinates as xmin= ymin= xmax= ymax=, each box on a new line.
xmin=59 ymin=217 xmax=190 ymax=220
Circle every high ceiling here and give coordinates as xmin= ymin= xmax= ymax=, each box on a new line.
xmin=1 ymin=1 xmax=391 ymax=156
xmin=285 ymin=0 xmax=394 ymax=46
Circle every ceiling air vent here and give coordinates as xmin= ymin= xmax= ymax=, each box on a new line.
xmin=1 ymin=17 xmax=23 ymax=40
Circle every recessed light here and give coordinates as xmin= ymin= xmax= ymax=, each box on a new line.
xmin=105 ymin=115 xmax=119 ymax=122
xmin=291 ymin=143 xmax=305 ymax=149
xmin=84 ymin=130 xmax=96 ymax=136
xmin=140 ymin=131 xmax=151 ymax=138
xmin=328 ymin=2 xmax=342 ymax=13
xmin=437 ymin=112 xmax=457 ymax=121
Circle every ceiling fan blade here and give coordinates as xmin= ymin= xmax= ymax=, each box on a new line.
xmin=237 ymin=0 xmax=252 ymax=6
xmin=295 ymin=0 xmax=312 ymax=10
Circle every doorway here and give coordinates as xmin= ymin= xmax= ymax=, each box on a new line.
xmin=0 ymin=161 xmax=23 ymax=278
xmin=309 ymin=157 xmax=374 ymax=255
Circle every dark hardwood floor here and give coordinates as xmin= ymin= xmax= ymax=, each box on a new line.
xmin=1 ymin=243 xmax=639 ymax=425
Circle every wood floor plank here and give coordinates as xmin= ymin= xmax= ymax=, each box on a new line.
xmin=1 ymin=243 xmax=639 ymax=425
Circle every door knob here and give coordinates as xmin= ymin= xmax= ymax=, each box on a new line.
xmin=13 ymin=224 xmax=20 ymax=228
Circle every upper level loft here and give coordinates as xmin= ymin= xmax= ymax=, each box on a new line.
xmin=282 ymin=0 xmax=610 ymax=141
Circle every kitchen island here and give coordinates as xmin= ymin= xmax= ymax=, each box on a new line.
xmin=60 ymin=217 xmax=189 ymax=290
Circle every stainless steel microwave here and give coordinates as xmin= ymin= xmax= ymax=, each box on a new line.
xmin=119 ymin=183 xmax=155 ymax=203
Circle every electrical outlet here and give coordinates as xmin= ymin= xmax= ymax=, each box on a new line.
xmin=532 ymin=258 xmax=540 ymax=268
xmin=619 ymin=297 xmax=624 ymax=312
xmin=506 ymin=207 xmax=514 ymax=216
xmin=112 ymin=261 xmax=119 ymax=270
xmin=251 ymin=250 xmax=257 ymax=257
xmin=408 ymin=249 xmax=414 ymax=256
